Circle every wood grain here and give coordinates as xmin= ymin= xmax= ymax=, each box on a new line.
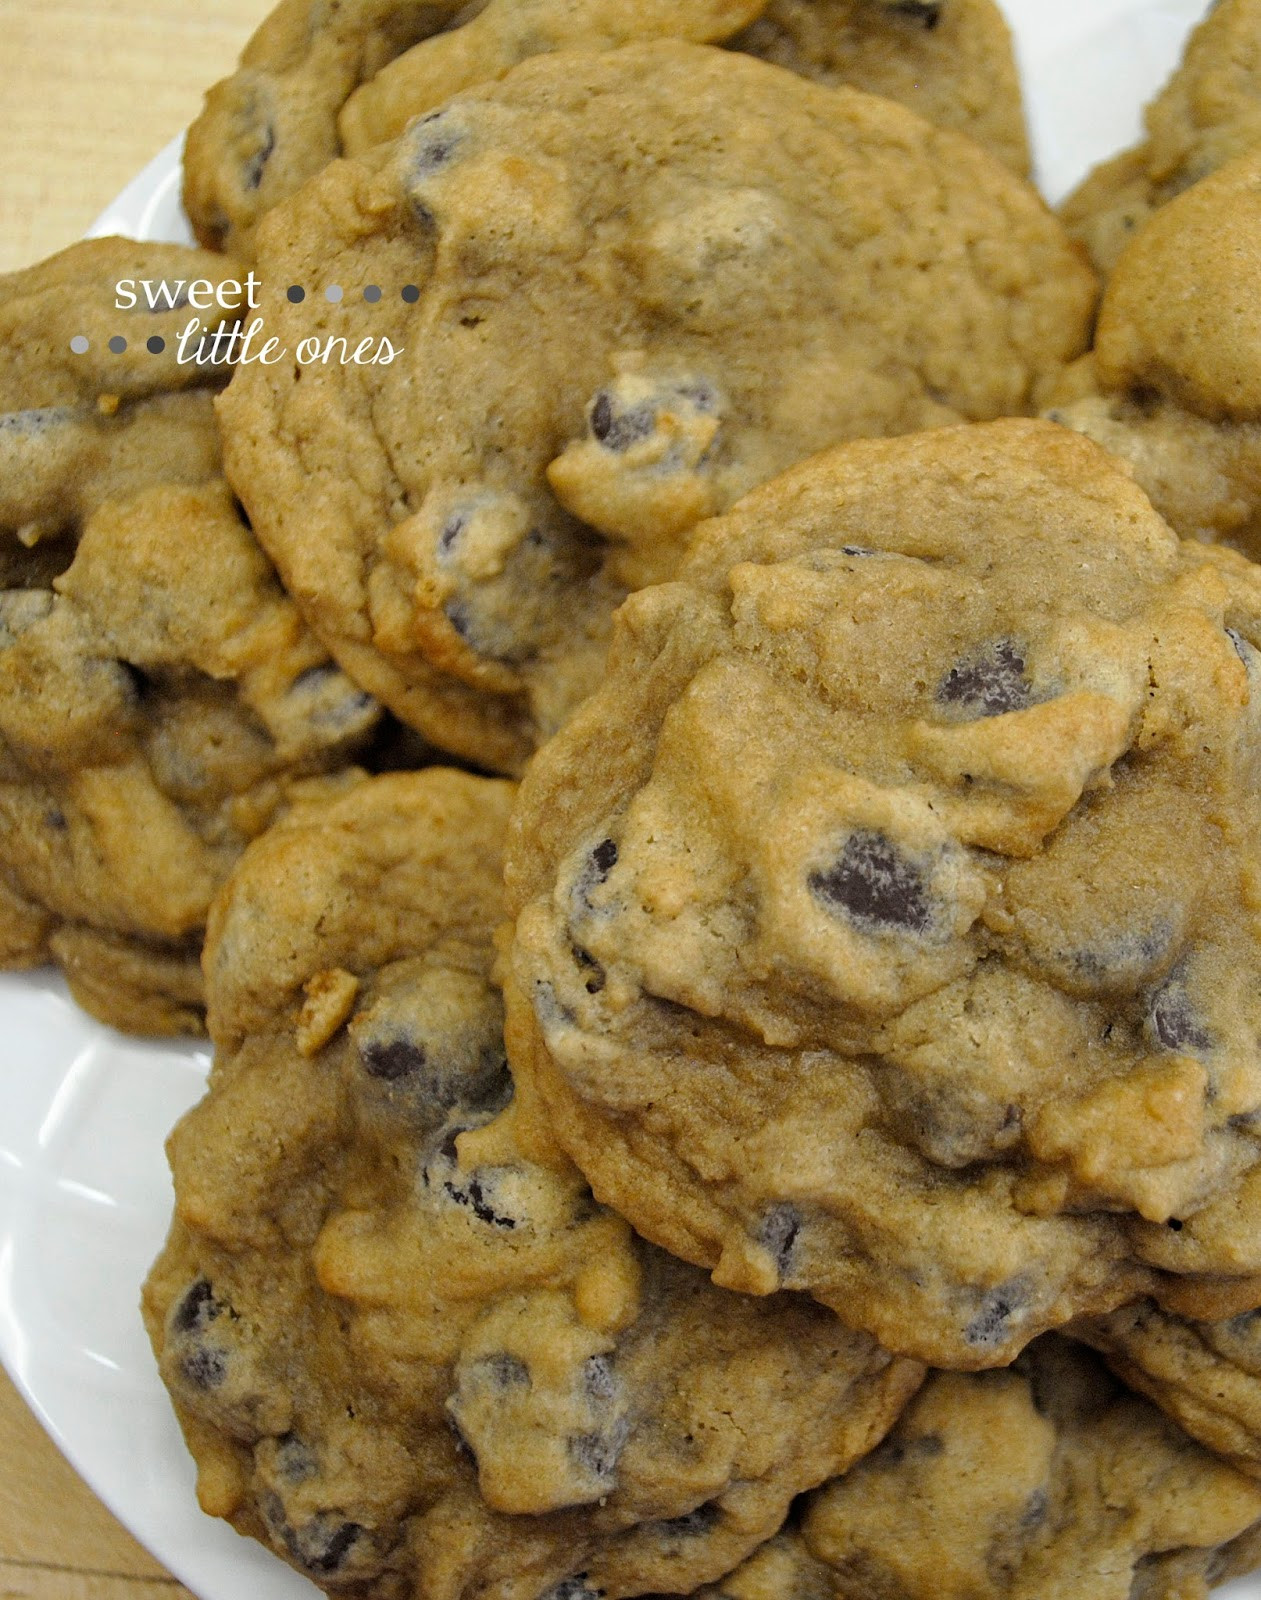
xmin=0 ymin=9 xmax=272 ymax=1593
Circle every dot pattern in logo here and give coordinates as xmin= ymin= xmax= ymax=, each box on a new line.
xmin=70 ymin=284 xmax=426 ymax=355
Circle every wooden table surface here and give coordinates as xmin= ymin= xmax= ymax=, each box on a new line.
xmin=0 ymin=6 xmax=272 ymax=1591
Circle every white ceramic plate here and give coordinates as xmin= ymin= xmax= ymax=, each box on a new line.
xmin=4 ymin=4 xmax=1258 ymax=1596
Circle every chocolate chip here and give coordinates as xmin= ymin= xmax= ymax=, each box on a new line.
xmin=425 ymin=1128 xmax=519 ymax=1226
xmin=286 ymin=664 xmax=377 ymax=733
xmin=572 ymin=946 xmax=606 ymax=995
xmin=351 ymin=970 xmax=509 ymax=1125
xmin=963 ymin=1282 xmax=1027 ymax=1350
xmin=583 ymin=1355 xmax=615 ymax=1401
xmin=438 ymin=512 xmax=467 ymax=554
xmin=590 ymin=392 xmax=656 ymax=453
xmin=540 ymin=1579 xmax=604 ymax=1600
xmin=757 ymin=1203 xmax=802 ymax=1281
xmin=568 ymin=1419 xmax=628 ymax=1485
xmin=573 ymin=838 xmax=620 ymax=915
xmin=475 ymin=1353 xmax=531 ymax=1391
xmin=1147 ymin=972 xmax=1212 ymax=1054
xmin=261 ymin=1494 xmax=368 ymax=1579
xmin=444 ymin=1172 xmax=517 ymax=1228
xmin=937 ymin=640 xmax=1031 ymax=718
xmin=172 ymin=1278 xmax=223 ymax=1336
xmin=273 ymin=1435 xmax=318 ymax=1484
xmin=243 ymin=123 xmax=275 ymax=192
xmin=1021 ymin=1488 xmax=1049 ymax=1529
xmin=409 ymin=110 xmax=464 ymax=177
xmin=886 ymin=0 xmax=942 ymax=27
xmin=181 ymin=1345 xmax=227 ymax=1390
xmin=809 ymin=831 xmax=933 ymax=935
xmin=360 ymin=1036 xmax=427 ymax=1083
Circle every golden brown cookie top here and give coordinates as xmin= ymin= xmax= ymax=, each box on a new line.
xmin=508 ymin=418 xmax=1261 ymax=1368
xmin=187 ymin=0 xmax=1028 ymax=262
xmin=184 ymin=0 xmax=766 ymax=260
xmin=340 ymin=0 xmax=1028 ymax=172
xmin=729 ymin=0 xmax=1028 ymax=176
xmin=1062 ymin=0 xmax=1261 ymax=275
xmin=147 ymin=771 xmax=919 ymax=1599
xmin=0 ymin=238 xmax=243 ymax=549
xmin=1096 ymin=145 xmax=1261 ymax=424
xmin=220 ymin=42 xmax=1093 ymax=773
xmin=0 ymin=475 xmax=379 ymax=1031
xmin=704 ymin=1339 xmax=1261 ymax=1600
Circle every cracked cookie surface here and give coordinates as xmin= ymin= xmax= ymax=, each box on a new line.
xmin=220 ymin=42 xmax=1093 ymax=773
xmin=693 ymin=1337 xmax=1261 ymax=1600
xmin=144 ymin=770 xmax=921 ymax=1600
xmin=507 ymin=418 xmax=1261 ymax=1368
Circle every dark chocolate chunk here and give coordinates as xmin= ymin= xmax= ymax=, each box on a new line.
xmin=583 ymin=1355 xmax=615 ymax=1401
xmin=572 ymin=945 xmax=606 ymax=995
xmin=541 ymin=1579 xmax=604 ymax=1600
xmin=181 ymin=1345 xmax=228 ymax=1390
xmin=809 ymin=830 xmax=933 ymax=935
xmin=243 ymin=123 xmax=275 ymax=192
xmin=438 ymin=512 xmax=467 ymax=554
xmin=937 ymin=639 xmax=1031 ymax=718
xmin=475 ymin=1353 xmax=531 ymax=1391
xmin=590 ymin=392 xmax=656 ymax=453
xmin=171 ymin=1277 xmax=222 ymax=1336
xmin=1146 ymin=972 xmax=1212 ymax=1054
xmin=273 ymin=1434 xmax=319 ymax=1484
xmin=261 ymin=1493 xmax=369 ymax=1579
xmin=885 ymin=0 xmax=943 ymax=27
xmin=360 ymin=1035 xmax=427 ymax=1083
xmin=409 ymin=110 xmax=464 ymax=178
xmin=444 ymin=1172 xmax=517 ymax=1228
xmin=963 ymin=1281 xmax=1027 ymax=1351
xmin=757 ymin=1203 xmax=802 ymax=1280
xmin=569 ymin=1418 xmax=628 ymax=1485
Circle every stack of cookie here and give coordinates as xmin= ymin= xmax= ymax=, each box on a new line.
xmin=8 ymin=0 xmax=1261 ymax=1595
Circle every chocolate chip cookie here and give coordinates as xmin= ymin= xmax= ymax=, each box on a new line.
xmin=1062 ymin=0 xmax=1261 ymax=275
xmin=183 ymin=0 xmax=766 ymax=261
xmin=1073 ymin=1300 xmax=1261 ymax=1486
xmin=144 ymin=770 xmax=921 ymax=1598
xmin=1 ymin=237 xmax=238 ymax=557
xmin=340 ymin=0 xmax=1029 ymax=172
xmin=219 ymin=42 xmax=1094 ymax=772
xmin=0 ymin=470 xmax=379 ymax=1033
xmin=695 ymin=1337 xmax=1261 ymax=1599
xmin=187 ymin=0 xmax=1029 ymax=262
xmin=507 ymin=417 xmax=1261 ymax=1369
xmin=726 ymin=0 xmax=1029 ymax=177
xmin=1047 ymin=143 xmax=1261 ymax=563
